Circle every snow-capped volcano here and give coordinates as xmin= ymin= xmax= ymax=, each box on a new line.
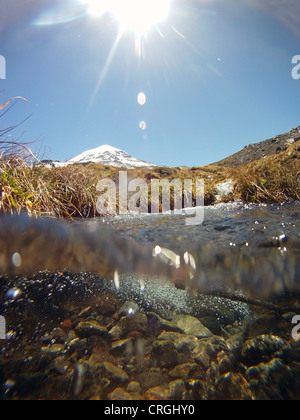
xmin=66 ymin=145 xmax=157 ymax=169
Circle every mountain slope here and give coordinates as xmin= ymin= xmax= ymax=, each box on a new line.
xmin=67 ymin=145 xmax=157 ymax=169
xmin=214 ymin=126 xmax=300 ymax=167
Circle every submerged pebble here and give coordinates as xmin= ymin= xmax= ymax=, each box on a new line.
xmin=41 ymin=344 xmax=67 ymax=357
xmin=241 ymin=335 xmax=289 ymax=366
xmin=0 ymin=203 xmax=299 ymax=400
xmin=75 ymin=321 xmax=108 ymax=339
xmin=101 ymin=362 xmax=129 ymax=384
xmin=0 ymin=278 xmax=300 ymax=400
xmin=172 ymin=315 xmax=213 ymax=338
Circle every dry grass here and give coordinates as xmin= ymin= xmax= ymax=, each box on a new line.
xmin=0 ymin=159 xmax=100 ymax=218
xmin=0 ymin=145 xmax=298 ymax=219
xmin=0 ymin=160 xmax=226 ymax=218
xmin=227 ymin=145 xmax=300 ymax=203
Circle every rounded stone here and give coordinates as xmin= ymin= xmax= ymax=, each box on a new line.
xmin=101 ymin=362 xmax=129 ymax=383
xmin=151 ymin=340 xmax=179 ymax=368
xmin=108 ymin=387 xmax=133 ymax=400
xmin=169 ymin=363 xmax=199 ymax=380
xmin=75 ymin=321 xmax=108 ymax=338
xmin=241 ymin=335 xmax=288 ymax=366
xmin=41 ymin=344 xmax=67 ymax=357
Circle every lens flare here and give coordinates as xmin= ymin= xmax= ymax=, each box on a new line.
xmin=139 ymin=121 xmax=147 ymax=131
xmin=84 ymin=0 xmax=172 ymax=107
xmin=137 ymin=92 xmax=147 ymax=106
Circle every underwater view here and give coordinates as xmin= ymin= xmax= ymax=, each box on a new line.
xmin=0 ymin=202 xmax=299 ymax=400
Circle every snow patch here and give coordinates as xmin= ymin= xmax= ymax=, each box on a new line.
xmin=66 ymin=144 xmax=157 ymax=169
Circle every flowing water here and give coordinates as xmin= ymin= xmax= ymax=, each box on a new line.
xmin=0 ymin=201 xmax=299 ymax=400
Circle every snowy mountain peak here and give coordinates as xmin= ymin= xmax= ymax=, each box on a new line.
xmin=67 ymin=145 xmax=157 ymax=169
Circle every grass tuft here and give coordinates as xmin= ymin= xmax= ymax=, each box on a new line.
xmin=227 ymin=145 xmax=300 ymax=203
xmin=0 ymin=145 xmax=298 ymax=219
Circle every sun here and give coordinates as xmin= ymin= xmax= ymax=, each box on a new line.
xmin=84 ymin=0 xmax=171 ymax=35
xmin=83 ymin=0 xmax=172 ymax=107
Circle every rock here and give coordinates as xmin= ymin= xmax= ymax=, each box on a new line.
xmin=77 ymin=307 xmax=93 ymax=318
xmin=193 ymin=337 xmax=229 ymax=372
xmin=194 ymin=348 xmax=211 ymax=372
xmin=247 ymin=358 xmax=285 ymax=382
xmin=111 ymin=313 xmax=149 ymax=338
xmin=151 ymin=340 xmax=179 ymax=368
xmin=217 ymin=351 xmax=233 ymax=375
xmin=126 ymin=381 xmax=142 ymax=393
xmin=144 ymin=380 xmax=186 ymax=400
xmin=100 ymin=377 xmax=111 ymax=391
xmin=194 ymin=337 xmax=228 ymax=358
xmin=157 ymin=331 xmax=199 ymax=353
xmin=147 ymin=312 xmax=182 ymax=334
xmin=226 ymin=333 xmax=244 ymax=358
xmin=108 ymin=325 xmax=124 ymax=339
xmin=172 ymin=315 xmax=213 ymax=338
xmin=41 ymin=344 xmax=67 ymax=357
xmin=245 ymin=314 xmax=278 ymax=338
xmin=246 ymin=358 xmax=300 ymax=399
xmin=144 ymin=386 xmax=172 ymax=400
xmin=68 ymin=337 xmax=89 ymax=358
xmin=215 ymin=127 xmax=300 ymax=167
xmin=100 ymin=362 xmax=129 ymax=383
xmin=117 ymin=301 xmax=140 ymax=318
xmin=108 ymin=387 xmax=133 ymax=400
xmin=200 ymin=317 xmax=223 ymax=336
xmin=136 ymin=372 xmax=167 ymax=391
xmin=207 ymin=364 xmax=221 ymax=389
xmin=241 ymin=335 xmax=289 ymax=366
xmin=95 ymin=294 xmax=120 ymax=315
xmin=169 ymin=363 xmax=199 ymax=380
xmin=75 ymin=321 xmax=108 ymax=339
xmin=216 ymin=373 xmax=254 ymax=400
xmin=282 ymin=312 xmax=297 ymax=323
xmin=51 ymin=356 xmax=70 ymax=375
xmin=66 ymin=329 xmax=76 ymax=343
xmin=167 ymin=380 xmax=187 ymax=399
xmin=111 ymin=338 xmax=134 ymax=356
xmin=41 ymin=328 xmax=68 ymax=345
xmin=122 ymin=312 xmax=149 ymax=335
xmin=184 ymin=379 xmax=208 ymax=400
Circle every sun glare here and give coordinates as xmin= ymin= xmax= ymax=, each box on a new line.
xmin=84 ymin=0 xmax=172 ymax=108
xmin=84 ymin=0 xmax=171 ymax=35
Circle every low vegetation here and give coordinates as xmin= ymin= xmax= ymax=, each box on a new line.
xmin=0 ymin=144 xmax=298 ymax=219
xmin=227 ymin=144 xmax=300 ymax=204
xmin=0 ymin=97 xmax=299 ymax=219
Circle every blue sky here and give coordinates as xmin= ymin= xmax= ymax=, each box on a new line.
xmin=0 ymin=0 xmax=300 ymax=167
